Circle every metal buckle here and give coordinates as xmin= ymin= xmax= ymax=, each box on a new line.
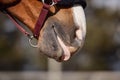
xmin=28 ymin=35 xmax=38 ymax=48
xmin=42 ymin=0 xmax=57 ymax=6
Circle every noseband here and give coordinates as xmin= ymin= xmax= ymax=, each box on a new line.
xmin=1 ymin=0 xmax=86 ymax=47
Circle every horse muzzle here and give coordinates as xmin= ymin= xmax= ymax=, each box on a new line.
xmin=37 ymin=18 xmax=85 ymax=62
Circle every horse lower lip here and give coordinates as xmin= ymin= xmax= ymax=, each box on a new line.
xmin=55 ymin=55 xmax=64 ymax=62
xmin=57 ymin=36 xmax=70 ymax=61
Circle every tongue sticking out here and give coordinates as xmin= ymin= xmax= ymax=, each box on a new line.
xmin=57 ymin=36 xmax=70 ymax=61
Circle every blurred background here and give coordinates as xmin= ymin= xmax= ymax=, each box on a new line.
xmin=0 ymin=0 xmax=120 ymax=72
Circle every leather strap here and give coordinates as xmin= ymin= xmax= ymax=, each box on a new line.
xmin=33 ymin=4 xmax=50 ymax=39
xmin=1 ymin=0 xmax=61 ymax=39
xmin=33 ymin=0 xmax=61 ymax=39
xmin=3 ymin=10 xmax=31 ymax=39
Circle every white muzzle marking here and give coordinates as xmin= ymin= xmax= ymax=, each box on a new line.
xmin=72 ymin=5 xmax=86 ymax=41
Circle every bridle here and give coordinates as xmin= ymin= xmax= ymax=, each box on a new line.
xmin=1 ymin=0 xmax=86 ymax=47
xmin=34 ymin=0 xmax=61 ymax=39
xmin=1 ymin=0 xmax=61 ymax=47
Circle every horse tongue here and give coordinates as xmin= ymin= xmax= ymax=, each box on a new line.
xmin=57 ymin=36 xmax=70 ymax=61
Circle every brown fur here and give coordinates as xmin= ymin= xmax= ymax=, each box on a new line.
xmin=0 ymin=0 xmax=82 ymax=61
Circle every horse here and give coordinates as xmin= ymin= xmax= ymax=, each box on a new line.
xmin=0 ymin=0 xmax=87 ymax=62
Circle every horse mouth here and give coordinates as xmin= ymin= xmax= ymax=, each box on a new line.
xmin=56 ymin=34 xmax=82 ymax=62
xmin=52 ymin=23 xmax=79 ymax=62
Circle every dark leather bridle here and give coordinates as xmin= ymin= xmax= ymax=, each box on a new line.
xmin=1 ymin=0 xmax=61 ymax=47
xmin=34 ymin=0 xmax=61 ymax=39
xmin=1 ymin=0 xmax=86 ymax=47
